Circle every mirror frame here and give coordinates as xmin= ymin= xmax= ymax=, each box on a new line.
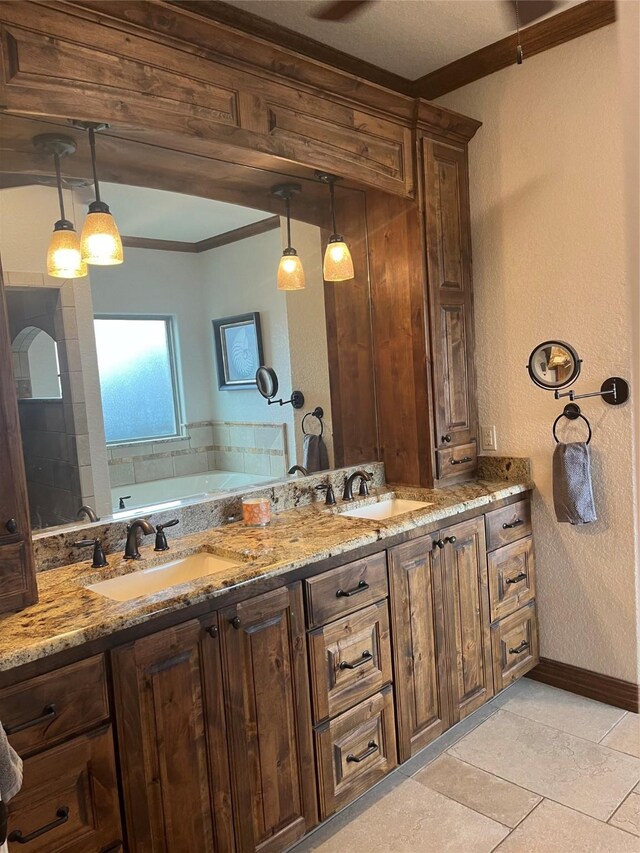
xmin=527 ymin=340 xmax=582 ymax=391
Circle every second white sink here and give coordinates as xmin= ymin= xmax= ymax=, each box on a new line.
xmin=86 ymin=552 xmax=241 ymax=602
xmin=340 ymin=498 xmax=432 ymax=521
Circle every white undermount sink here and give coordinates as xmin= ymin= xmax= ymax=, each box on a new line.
xmin=85 ymin=552 xmax=241 ymax=602
xmin=340 ymin=498 xmax=433 ymax=521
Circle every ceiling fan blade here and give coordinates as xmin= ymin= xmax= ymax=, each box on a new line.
xmin=312 ymin=1 xmax=372 ymax=22
xmin=507 ymin=0 xmax=561 ymax=27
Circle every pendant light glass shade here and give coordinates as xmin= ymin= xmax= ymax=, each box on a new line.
xmin=80 ymin=203 xmax=123 ymax=266
xmin=277 ymin=248 xmax=305 ymax=291
xmin=323 ymin=236 xmax=354 ymax=282
xmin=316 ymin=172 xmax=355 ymax=282
xmin=272 ymin=183 xmax=305 ymax=291
xmin=33 ymin=133 xmax=87 ymax=279
xmin=79 ymin=124 xmax=124 ymax=266
xmin=47 ymin=221 xmax=87 ymax=279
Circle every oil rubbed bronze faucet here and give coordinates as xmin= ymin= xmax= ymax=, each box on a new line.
xmin=77 ymin=504 xmax=99 ymax=522
xmin=124 ymin=518 xmax=155 ymax=560
xmin=288 ymin=465 xmax=309 ymax=476
xmin=342 ymin=470 xmax=372 ymax=502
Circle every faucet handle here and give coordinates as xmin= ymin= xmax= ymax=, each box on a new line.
xmin=358 ymin=472 xmax=373 ymax=497
xmin=315 ymin=484 xmax=336 ymax=506
xmin=154 ymin=519 xmax=179 ymax=552
xmin=73 ymin=538 xmax=108 ymax=568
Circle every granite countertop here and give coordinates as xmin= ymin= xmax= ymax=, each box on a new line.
xmin=0 ymin=478 xmax=532 ymax=673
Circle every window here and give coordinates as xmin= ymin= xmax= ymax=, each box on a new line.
xmin=94 ymin=316 xmax=181 ymax=444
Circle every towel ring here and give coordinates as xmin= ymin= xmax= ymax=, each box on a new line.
xmin=302 ymin=407 xmax=324 ymax=437
xmin=552 ymin=403 xmax=592 ymax=445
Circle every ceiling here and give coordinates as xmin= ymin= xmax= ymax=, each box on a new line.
xmin=76 ymin=183 xmax=273 ymax=242
xmin=229 ymin=0 xmax=579 ymax=79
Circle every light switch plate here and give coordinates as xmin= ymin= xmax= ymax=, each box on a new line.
xmin=481 ymin=425 xmax=497 ymax=452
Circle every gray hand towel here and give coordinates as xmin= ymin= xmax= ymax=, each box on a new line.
xmin=0 ymin=722 xmax=22 ymax=802
xmin=303 ymin=433 xmax=329 ymax=473
xmin=553 ymin=442 xmax=597 ymax=524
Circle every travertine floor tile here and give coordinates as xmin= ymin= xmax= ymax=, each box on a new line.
xmin=494 ymin=679 xmax=626 ymax=742
xmin=609 ymin=791 xmax=640 ymax=837
xmin=601 ymin=713 xmax=640 ymax=758
xmin=496 ymin=799 xmax=640 ymax=852
xmin=414 ymin=753 xmax=541 ymax=827
xmin=449 ymin=710 xmax=640 ymax=820
xmin=296 ymin=777 xmax=509 ymax=852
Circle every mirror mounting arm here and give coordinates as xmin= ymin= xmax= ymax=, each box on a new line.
xmin=555 ymin=377 xmax=629 ymax=406
xmin=266 ymin=390 xmax=305 ymax=409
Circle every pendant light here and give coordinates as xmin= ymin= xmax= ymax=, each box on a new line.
xmin=272 ymin=183 xmax=305 ymax=291
xmin=316 ymin=171 xmax=355 ymax=281
xmin=74 ymin=121 xmax=123 ymax=266
xmin=33 ymin=134 xmax=87 ymax=279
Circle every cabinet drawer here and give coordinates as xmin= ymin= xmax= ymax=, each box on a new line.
xmin=485 ymin=498 xmax=532 ymax=551
xmin=0 ymin=656 xmax=109 ymax=756
xmin=491 ymin=604 xmax=539 ymax=692
xmin=488 ymin=537 xmax=536 ymax=622
xmin=315 ymin=687 xmax=397 ymax=819
xmin=436 ymin=442 xmax=477 ymax=480
xmin=305 ymin=552 xmax=388 ymax=628
xmin=7 ymin=726 xmax=122 ymax=853
xmin=309 ymin=600 xmax=392 ymax=722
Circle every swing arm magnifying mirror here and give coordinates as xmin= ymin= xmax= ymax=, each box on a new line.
xmin=527 ymin=340 xmax=582 ymax=391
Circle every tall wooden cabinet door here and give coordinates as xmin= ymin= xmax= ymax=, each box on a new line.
xmin=0 ymin=270 xmax=37 ymax=612
xmin=422 ymin=137 xmax=478 ymax=480
xmin=441 ymin=517 xmax=494 ymax=721
xmin=220 ymin=584 xmax=317 ymax=853
xmin=388 ymin=534 xmax=451 ymax=761
xmin=112 ymin=617 xmax=233 ymax=853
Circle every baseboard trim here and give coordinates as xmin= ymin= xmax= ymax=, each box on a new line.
xmin=526 ymin=658 xmax=639 ymax=713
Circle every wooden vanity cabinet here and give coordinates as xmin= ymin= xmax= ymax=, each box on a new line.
xmin=388 ymin=533 xmax=450 ymax=762
xmin=219 ymin=584 xmax=317 ymax=853
xmin=111 ymin=615 xmax=234 ymax=853
xmin=0 ymin=274 xmax=37 ymax=613
xmin=112 ymin=583 xmax=316 ymax=853
xmin=422 ymin=136 xmax=479 ymax=484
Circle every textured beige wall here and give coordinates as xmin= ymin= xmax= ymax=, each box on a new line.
xmin=438 ymin=23 xmax=639 ymax=682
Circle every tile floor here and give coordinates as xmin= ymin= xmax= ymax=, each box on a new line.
xmin=293 ymin=679 xmax=640 ymax=852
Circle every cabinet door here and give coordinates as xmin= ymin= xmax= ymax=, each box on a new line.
xmin=388 ymin=534 xmax=451 ymax=761
xmin=441 ymin=517 xmax=494 ymax=721
xmin=423 ymin=137 xmax=478 ymax=479
xmin=0 ymin=271 xmax=37 ymax=611
xmin=220 ymin=584 xmax=317 ymax=853
xmin=112 ymin=617 xmax=233 ymax=853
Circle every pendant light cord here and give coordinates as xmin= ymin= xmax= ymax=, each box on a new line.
xmin=285 ymin=195 xmax=292 ymax=250
xmin=329 ymin=180 xmax=338 ymax=235
xmin=53 ymin=152 xmax=66 ymax=221
xmin=88 ymin=126 xmax=102 ymax=204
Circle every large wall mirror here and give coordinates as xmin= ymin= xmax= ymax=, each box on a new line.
xmin=0 ymin=117 xmax=379 ymax=532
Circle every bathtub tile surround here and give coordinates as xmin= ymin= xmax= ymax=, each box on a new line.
xmin=107 ymin=420 xmax=288 ymax=489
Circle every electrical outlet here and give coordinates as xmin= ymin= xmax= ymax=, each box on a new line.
xmin=481 ymin=425 xmax=497 ymax=452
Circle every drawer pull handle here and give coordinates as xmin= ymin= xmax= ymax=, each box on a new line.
xmin=339 ymin=650 xmax=373 ymax=670
xmin=503 ymin=519 xmax=524 ymax=529
xmin=5 ymin=704 xmax=57 ymax=736
xmin=506 ymin=572 xmax=527 ymax=585
xmin=346 ymin=740 xmax=378 ymax=763
xmin=509 ymin=640 xmax=530 ymax=655
xmin=336 ymin=580 xmax=369 ymax=598
xmin=5 ymin=518 xmax=18 ymax=535
xmin=8 ymin=806 xmax=69 ymax=843
xmin=450 ymin=457 xmax=472 ymax=465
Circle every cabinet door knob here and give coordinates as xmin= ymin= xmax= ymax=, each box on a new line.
xmin=5 ymin=518 xmax=18 ymax=534
xmin=441 ymin=434 xmax=452 ymax=444
xmin=434 ymin=539 xmax=445 ymax=550
xmin=445 ymin=536 xmax=457 ymax=545
xmin=206 ymin=625 xmax=219 ymax=639
xmin=230 ymin=616 xmax=241 ymax=630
